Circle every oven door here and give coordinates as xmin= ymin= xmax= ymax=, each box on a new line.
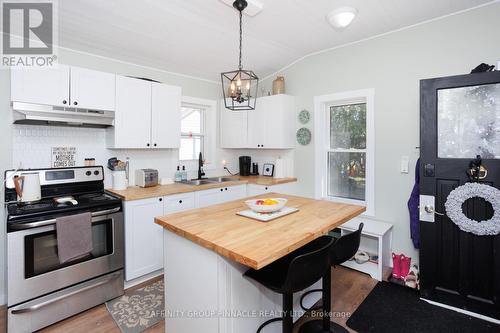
xmin=7 ymin=208 xmax=124 ymax=306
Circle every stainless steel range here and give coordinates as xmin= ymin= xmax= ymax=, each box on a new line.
xmin=4 ymin=166 xmax=124 ymax=333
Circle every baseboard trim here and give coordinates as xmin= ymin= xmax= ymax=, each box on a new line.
xmin=124 ymin=270 xmax=163 ymax=290
xmin=421 ymin=297 xmax=500 ymax=325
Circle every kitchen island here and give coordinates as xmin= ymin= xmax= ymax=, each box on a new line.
xmin=155 ymin=193 xmax=365 ymax=333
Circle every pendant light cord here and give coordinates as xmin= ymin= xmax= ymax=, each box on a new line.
xmin=238 ymin=9 xmax=243 ymax=70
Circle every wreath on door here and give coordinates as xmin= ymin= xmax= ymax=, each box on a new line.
xmin=444 ymin=182 xmax=500 ymax=236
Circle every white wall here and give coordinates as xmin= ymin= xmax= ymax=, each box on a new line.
xmin=258 ymin=3 xmax=500 ymax=261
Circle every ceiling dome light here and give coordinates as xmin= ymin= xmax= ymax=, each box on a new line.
xmin=327 ymin=7 xmax=358 ymax=30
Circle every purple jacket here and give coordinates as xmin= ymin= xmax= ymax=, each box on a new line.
xmin=408 ymin=159 xmax=420 ymax=249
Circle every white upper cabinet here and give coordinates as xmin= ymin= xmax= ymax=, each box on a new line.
xmin=111 ymin=76 xmax=152 ymax=149
xmin=247 ymin=100 xmax=267 ymax=148
xmin=108 ymin=76 xmax=181 ymax=149
xmin=219 ymin=94 xmax=295 ymax=149
xmin=151 ymin=82 xmax=181 ymax=149
xmin=220 ymin=102 xmax=248 ymax=148
xmin=70 ymin=67 xmax=115 ymax=111
xmin=257 ymin=94 xmax=295 ymax=149
xmin=11 ymin=65 xmax=70 ymax=107
xmin=11 ymin=65 xmax=116 ymax=111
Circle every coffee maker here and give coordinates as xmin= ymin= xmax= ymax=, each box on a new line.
xmin=239 ymin=156 xmax=251 ymax=176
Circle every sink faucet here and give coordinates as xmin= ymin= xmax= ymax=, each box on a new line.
xmin=197 ymin=152 xmax=206 ymax=180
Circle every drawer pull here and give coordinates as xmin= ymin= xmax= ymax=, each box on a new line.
xmin=179 ymin=200 xmax=183 ymax=204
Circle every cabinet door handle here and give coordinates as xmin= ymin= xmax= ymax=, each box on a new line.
xmin=73 ymin=101 xmax=78 ymax=106
xmin=147 ymin=143 xmax=150 ymax=147
xmin=154 ymin=143 xmax=157 ymax=147
xmin=225 ymin=188 xmax=228 ymax=191
xmin=159 ymin=198 xmax=163 ymax=202
xmin=62 ymin=100 xmax=67 ymax=105
xmin=179 ymin=200 xmax=183 ymax=204
xmin=265 ymin=187 xmax=268 ymax=190
xmin=220 ymin=188 xmax=223 ymax=192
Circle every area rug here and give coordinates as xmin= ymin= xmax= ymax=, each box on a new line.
xmin=106 ymin=279 xmax=164 ymax=333
xmin=346 ymin=282 xmax=499 ymax=333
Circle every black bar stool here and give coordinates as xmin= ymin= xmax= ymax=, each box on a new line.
xmin=244 ymin=235 xmax=335 ymax=333
xmin=298 ymin=223 xmax=364 ymax=333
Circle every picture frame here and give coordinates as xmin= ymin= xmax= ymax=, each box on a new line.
xmin=262 ymin=163 xmax=274 ymax=177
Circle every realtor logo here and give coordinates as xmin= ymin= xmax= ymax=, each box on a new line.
xmin=1 ymin=0 xmax=58 ymax=67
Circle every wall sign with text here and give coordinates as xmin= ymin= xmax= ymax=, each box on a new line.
xmin=51 ymin=147 xmax=76 ymax=168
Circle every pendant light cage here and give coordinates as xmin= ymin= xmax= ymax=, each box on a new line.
xmin=221 ymin=0 xmax=259 ymax=111
xmin=221 ymin=69 xmax=259 ymax=111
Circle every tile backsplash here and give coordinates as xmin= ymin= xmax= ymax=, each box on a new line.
xmin=12 ymin=125 xmax=181 ymax=188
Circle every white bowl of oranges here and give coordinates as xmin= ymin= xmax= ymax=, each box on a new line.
xmin=245 ymin=198 xmax=288 ymax=213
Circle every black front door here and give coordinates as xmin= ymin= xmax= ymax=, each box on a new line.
xmin=420 ymin=71 xmax=500 ymax=319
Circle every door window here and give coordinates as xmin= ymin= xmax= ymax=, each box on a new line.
xmin=438 ymin=83 xmax=500 ymax=159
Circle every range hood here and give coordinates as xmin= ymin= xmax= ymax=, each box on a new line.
xmin=12 ymin=102 xmax=114 ymax=128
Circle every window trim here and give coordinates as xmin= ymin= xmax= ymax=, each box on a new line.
xmin=179 ymin=96 xmax=217 ymax=171
xmin=314 ymin=89 xmax=375 ymax=217
xmin=180 ymin=106 xmax=206 ymax=161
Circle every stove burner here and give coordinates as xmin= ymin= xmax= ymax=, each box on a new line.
xmin=78 ymin=193 xmax=114 ymax=202
xmin=16 ymin=202 xmax=54 ymax=212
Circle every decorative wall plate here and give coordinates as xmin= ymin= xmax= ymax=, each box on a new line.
xmin=296 ymin=127 xmax=312 ymax=145
xmin=298 ymin=109 xmax=311 ymax=124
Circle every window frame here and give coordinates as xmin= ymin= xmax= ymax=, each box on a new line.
xmin=180 ymin=106 xmax=206 ymax=162
xmin=179 ymin=96 xmax=217 ymax=172
xmin=314 ymin=89 xmax=375 ymax=217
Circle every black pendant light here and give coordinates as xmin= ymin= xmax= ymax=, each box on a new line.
xmin=221 ymin=0 xmax=259 ymax=111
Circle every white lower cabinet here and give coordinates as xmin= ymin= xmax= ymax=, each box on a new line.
xmin=124 ymin=192 xmax=196 ymax=281
xmin=124 ymin=197 xmax=164 ymax=281
xmin=163 ymin=192 xmax=196 ymax=214
xmin=247 ymin=183 xmax=293 ymax=196
xmin=223 ymin=184 xmax=247 ymax=202
xmin=196 ymin=184 xmax=247 ymax=208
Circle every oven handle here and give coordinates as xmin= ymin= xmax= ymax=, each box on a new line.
xmin=9 ymin=207 xmax=122 ymax=230
xmin=10 ymin=271 xmax=122 ymax=314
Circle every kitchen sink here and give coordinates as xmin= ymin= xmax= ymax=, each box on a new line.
xmin=206 ymin=177 xmax=239 ymax=183
xmin=179 ymin=179 xmax=214 ymax=186
xmin=177 ymin=177 xmax=239 ymax=186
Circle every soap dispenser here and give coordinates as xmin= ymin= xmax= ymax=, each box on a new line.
xmin=175 ymin=166 xmax=182 ymax=182
xmin=181 ymin=166 xmax=188 ymax=181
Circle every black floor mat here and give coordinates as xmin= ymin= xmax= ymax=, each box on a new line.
xmin=346 ymin=282 xmax=499 ymax=333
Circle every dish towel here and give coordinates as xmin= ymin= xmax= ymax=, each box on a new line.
xmin=56 ymin=212 xmax=93 ymax=263
xmin=407 ymin=159 xmax=420 ymax=249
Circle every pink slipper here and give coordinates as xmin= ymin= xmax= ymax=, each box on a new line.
xmin=392 ymin=253 xmax=402 ymax=279
xmin=400 ymin=255 xmax=411 ymax=279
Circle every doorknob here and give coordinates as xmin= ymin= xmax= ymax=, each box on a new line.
xmin=424 ymin=205 xmax=445 ymax=216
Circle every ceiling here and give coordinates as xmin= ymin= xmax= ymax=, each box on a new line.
xmin=57 ymin=0 xmax=495 ymax=82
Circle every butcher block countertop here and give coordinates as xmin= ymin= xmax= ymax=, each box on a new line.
xmin=155 ymin=193 xmax=365 ymax=270
xmin=106 ymin=176 xmax=297 ymax=201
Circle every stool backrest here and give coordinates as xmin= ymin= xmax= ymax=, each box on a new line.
xmin=331 ymin=223 xmax=364 ymax=265
xmin=284 ymin=235 xmax=335 ymax=293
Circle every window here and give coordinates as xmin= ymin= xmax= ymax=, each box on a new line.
xmin=314 ymin=89 xmax=374 ymax=216
xmin=179 ymin=106 xmax=205 ymax=161
xmin=328 ymin=102 xmax=367 ymax=200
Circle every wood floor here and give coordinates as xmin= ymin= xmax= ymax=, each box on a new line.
xmin=1 ymin=267 xmax=377 ymax=333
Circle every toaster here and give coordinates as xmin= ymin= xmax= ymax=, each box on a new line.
xmin=135 ymin=169 xmax=159 ymax=188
